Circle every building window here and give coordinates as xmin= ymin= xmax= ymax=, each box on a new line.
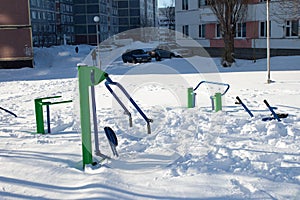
xmin=216 ymin=24 xmax=221 ymax=38
xmin=31 ymin=0 xmax=37 ymax=6
xmin=182 ymin=0 xmax=188 ymax=10
xmin=286 ymin=20 xmax=299 ymax=37
xmin=235 ymin=22 xmax=246 ymax=38
xmin=32 ymin=11 xmax=37 ymax=19
xmin=183 ymin=25 xmax=189 ymax=37
xmin=199 ymin=24 xmax=205 ymax=38
xmin=198 ymin=0 xmax=207 ymax=8
xmin=260 ymin=21 xmax=271 ymax=37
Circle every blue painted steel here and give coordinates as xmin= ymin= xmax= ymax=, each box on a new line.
xmin=263 ymin=100 xmax=280 ymax=122
xmin=104 ymin=127 xmax=118 ymax=146
xmin=105 ymin=76 xmax=152 ymax=134
xmin=236 ymin=96 xmax=254 ymax=118
xmin=104 ymin=126 xmax=119 ymax=157
xmin=194 ymin=81 xmax=230 ymax=96
xmin=104 ymin=81 xmax=132 ymax=127
xmin=0 ymin=106 xmax=17 ymax=117
xmin=46 ymin=104 xmax=51 ymax=133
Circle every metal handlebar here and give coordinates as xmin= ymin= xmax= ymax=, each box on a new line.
xmin=105 ymin=75 xmax=153 ymax=134
xmin=194 ymin=81 xmax=230 ymax=96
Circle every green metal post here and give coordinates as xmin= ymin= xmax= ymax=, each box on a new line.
xmin=187 ymin=87 xmax=194 ymax=108
xmin=35 ymin=96 xmax=72 ymax=134
xmin=213 ymin=92 xmax=222 ymax=112
xmin=78 ymin=65 xmax=106 ymax=169
xmin=35 ymin=98 xmax=45 ymax=134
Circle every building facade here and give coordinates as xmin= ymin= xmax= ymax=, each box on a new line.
xmin=175 ymin=0 xmax=300 ymax=58
xmin=56 ymin=0 xmax=75 ymax=45
xmin=29 ymin=0 xmax=158 ymax=46
xmin=73 ymin=0 xmax=118 ymax=45
xmin=117 ymin=0 xmax=157 ymax=32
xmin=30 ymin=0 xmax=75 ymax=47
xmin=0 ymin=0 xmax=33 ymax=68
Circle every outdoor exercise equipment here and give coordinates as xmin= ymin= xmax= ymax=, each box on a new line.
xmin=78 ymin=65 xmax=152 ymax=168
xmin=188 ymin=81 xmax=230 ymax=112
xmin=235 ymin=96 xmax=288 ymax=121
xmin=34 ymin=96 xmax=72 ymax=134
xmin=104 ymin=76 xmax=153 ymax=133
xmin=235 ymin=96 xmax=254 ymax=118
xmin=0 ymin=106 xmax=17 ymax=117
xmin=262 ymin=99 xmax=285 ymax=122
xmin=104 ymin=126 xmax=118 ymax=157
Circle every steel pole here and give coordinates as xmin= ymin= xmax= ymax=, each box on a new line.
xmin=96 ymin=23 xmax=101 ymax=69
xmin=266 ymin=0 xmax=271 ymax=83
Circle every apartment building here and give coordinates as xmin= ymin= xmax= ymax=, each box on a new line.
xmin=56 ymin=0 xmax=75 ymax=45
xmin=29 ymin=0 xmax=158 ymax=46
xmin=175 ymin=0 xmax=300 ymax=58
xmin=73 ymin=0 xmax=118 ymax=45
xmin=30 ymin=0 xmax=74 ymax=47
xmin=117 ymin=0 xmax=157 ymax=33
xmin=3 ymin=0 xmax=158 ymax=51
xmin=0 ymin=0 xmax=33 ymax=68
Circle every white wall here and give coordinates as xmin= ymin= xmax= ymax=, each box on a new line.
xmin=255 ymin=38 xmax=300 ymax=49
xmin=175 ymin=0 xmax=300 ymax=49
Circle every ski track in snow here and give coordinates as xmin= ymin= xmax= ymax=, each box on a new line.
xmin=0 ymin=44 xmax=300 ymax=199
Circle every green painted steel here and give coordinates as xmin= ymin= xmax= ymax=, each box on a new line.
xmin=35 ymin=98 xmax=45 ymax=134
xmin=34 ymin=96 xmax=72 ymax=134
xmin=78 ymin=65 xmax=107 ymax=168
xmin=187 ymin=87 xmax=194 ymax=108
xmin=213 ymin=93 xmax=222 ymax=112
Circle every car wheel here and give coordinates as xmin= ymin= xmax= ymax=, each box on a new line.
xmin=170 ymin=53 xmax=175 ymax=58
xmin=155 ymin=55 xmax=161 ymax=61
xmin=132 ymin=58 xmax=137 ymax=64
xmin=122 ymin=58 xmax=127 ymax=63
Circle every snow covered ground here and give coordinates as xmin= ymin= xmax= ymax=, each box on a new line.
xmin=0 ymin=43 xmax=300 ymax=199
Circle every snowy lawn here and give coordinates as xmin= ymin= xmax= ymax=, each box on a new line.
xmin=0 ymin=44 xmax=300 ymax=199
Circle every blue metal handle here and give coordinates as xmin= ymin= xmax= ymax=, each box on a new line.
xmin=263 ymin=100 xmax=280 ymax=122
xmin=236 ymin=96 xmax=254 ymax=118
xmin=105 ymin=76 xmax=152 ymax=134
xmin=194 ymin=81 xmax=230 ymax=96
xmin=105 ymin=80 xmax=133 ymax=127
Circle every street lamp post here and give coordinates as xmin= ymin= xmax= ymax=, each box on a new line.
xmin=93 ymin=16 xmax=101 ymax=69
xmin=266 ymin=0 xmax=271 ymax=83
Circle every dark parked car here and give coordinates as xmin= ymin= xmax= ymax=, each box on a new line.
xmin=122 ymin=49 xmax=152 ymax=63
xmin=148 ymin=48 xmax=176 ymax=61
xmin=156 ymin=43 xmax=192 ymax=58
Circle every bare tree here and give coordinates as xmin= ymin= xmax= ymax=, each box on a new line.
xmin=272 ymin=0 xmax=300 ymax=21
xmin=270 ymin=0 xmax=300 ymax=38
xmin=160 ymin=0 xmax=175 ymax=30
xmin=207 ymin=0 xmax=249 ymax=67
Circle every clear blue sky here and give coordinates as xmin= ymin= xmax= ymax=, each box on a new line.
xmin=158 ymin=0 xmax=173 ymax=8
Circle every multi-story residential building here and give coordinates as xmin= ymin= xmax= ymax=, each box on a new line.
xmin=28 ymin=0 xmax=157 ymax=46
xmin=0 ymin=0 xmax=33 ymax=68
xmin=56 ymin=0 xmax=75 ymax=45
xmin=175 ymin=0 xmax=300 ymax=58
xmin=30 ymin=0 xmax=57 ymax=47
xmin=73 ymin=0 xmax=118 ymax=45
xmin=30 ymin=0 xmax=74 ymax=47
xmin=117 ymin=0 xmax=157 ymax=33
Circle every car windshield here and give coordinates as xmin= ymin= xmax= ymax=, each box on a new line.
xmin=132 ymin=49 xmax=145 ymax=54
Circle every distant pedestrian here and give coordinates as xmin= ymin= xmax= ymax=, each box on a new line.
xmin=75 ymin=46 xmax=79 ymax=54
